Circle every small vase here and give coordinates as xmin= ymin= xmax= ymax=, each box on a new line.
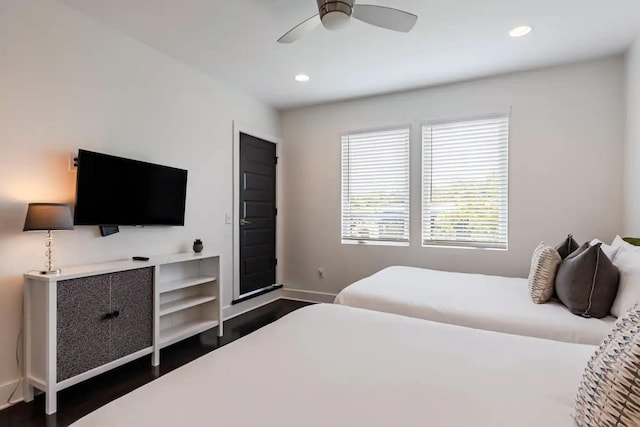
xmin=193 ymin=240 xmax=204 ymax=254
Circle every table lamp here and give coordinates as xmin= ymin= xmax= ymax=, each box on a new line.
xmin=23 ymin=203 xmax=74 ymax=274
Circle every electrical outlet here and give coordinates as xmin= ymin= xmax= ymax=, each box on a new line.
xmin=317 ymin=268 xmax=324 ymax=279
xmin=68 ymin=153 xmax=78 ymax=171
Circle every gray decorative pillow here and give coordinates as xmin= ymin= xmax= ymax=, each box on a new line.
xmin=527 ymin=242 xmax=562 ymax=304
xmin=555 ymin=242 xmax=620 ymax=318
xmin=556 ymin=233 xmax=579 ymax=259
xmin=575 ymin=302 xmax=640 ymax=426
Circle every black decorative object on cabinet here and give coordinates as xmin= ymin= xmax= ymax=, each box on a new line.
xmin=193 ymin=239 xmax=204 ymax=253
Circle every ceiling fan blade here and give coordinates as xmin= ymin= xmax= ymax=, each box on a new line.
xmin=352 ymin=5 xmax=417 ymax=33
xmin=277 ymin=14 xmax=321 ymax=43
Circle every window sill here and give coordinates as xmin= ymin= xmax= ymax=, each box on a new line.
xmin=342 ymin=240 xmax=410 ymax=247
xmin=422 ymin=243 xmax=508 ymax=251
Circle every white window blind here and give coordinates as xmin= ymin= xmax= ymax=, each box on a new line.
xmin=422 ymin=114 xmax=509 ymax=249
xmin=342 ymin=126 xmax=410 ymax=245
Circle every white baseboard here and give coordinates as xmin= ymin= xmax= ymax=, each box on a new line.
xmin=0 ymin=379 xmax=23 ymax=411
xmin=222 ymin=288 xmax=283 ymax=321
xmin=221 ymin=288 xmax=335 ymax=319
xmin=280 ymin=288 xmax=337 ymax=304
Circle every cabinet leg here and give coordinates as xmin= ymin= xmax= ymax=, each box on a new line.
xmin=152 ymin=348 xmax=160 ymax=367
xmin=45 ymin=390 xmax=57 ymax=415
xmin=23 ymin=382 xmax=34 ymax=403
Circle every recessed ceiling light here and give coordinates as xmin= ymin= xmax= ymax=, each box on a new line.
xmin=295 ymin=74 xmax=310 ymax=82
xmin=509 ymin=25 xmax=532 ymax=38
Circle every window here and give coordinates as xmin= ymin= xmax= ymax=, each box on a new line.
xmin=422 ymin=114 xmax=509 ymax=249
xmin=341 ymin=126 xmax=410 ymax=245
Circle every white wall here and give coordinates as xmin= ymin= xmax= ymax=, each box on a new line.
xmin=625 ymin=37 xmax=640 ymax=234
xmin=0 ymin=0 xmax=279 ymax=406
xmin=281 ymin=57 xmax=625 ymax=296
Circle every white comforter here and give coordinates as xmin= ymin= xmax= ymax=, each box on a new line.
xmin=73 ymin=304 xmax=593 ymax=426
xmin=335 ymin=266 xmax=616 ymax=345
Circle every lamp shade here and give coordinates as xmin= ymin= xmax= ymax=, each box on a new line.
xmin=23 ymin=203 xmax=74 ymax=231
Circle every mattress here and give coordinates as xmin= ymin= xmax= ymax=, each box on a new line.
xmin=335 ymin=266 xmax=616 ymax=345
xmin=72 ymin=304 xmax=594 ymax=427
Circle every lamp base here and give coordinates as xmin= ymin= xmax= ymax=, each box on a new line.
xmin=40 ymin=269 xmax=61 ymax=275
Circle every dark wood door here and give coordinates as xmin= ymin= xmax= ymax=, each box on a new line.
xmin=239 ymin=132 xmax=277 ymax=296
xmin=57 ymin=275 xmax=111 ymax=382
xmin=110 ymin=268 xmax=153 ymax=360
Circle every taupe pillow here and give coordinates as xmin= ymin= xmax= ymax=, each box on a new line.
xmin=575 ymin=302 xmax=640 ymax=426
xmin=556 ymin=233 xmax=579 ymax=259
xmin=555 ymin=242 xmax=619 ymax=318
xmin=528 ymin=243 xmax=562 ymax=304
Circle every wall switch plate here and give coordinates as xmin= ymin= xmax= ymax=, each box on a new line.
xmin=318 ymin=268 xmax=324 ymax=279
xmin=225 ymin=213 xmax=232 ymax=224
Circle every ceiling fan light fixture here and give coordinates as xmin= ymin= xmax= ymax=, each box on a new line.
xmin=318 ymin=0 xmax=353 ymax=30
xmin=321 ymin=10 xmax=351 ymax=30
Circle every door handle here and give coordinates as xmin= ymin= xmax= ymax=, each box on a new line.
xmin=240 ymin=219 xmax=252 ymax=226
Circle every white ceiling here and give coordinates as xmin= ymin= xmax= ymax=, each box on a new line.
xmin=59 ymin=0 xmax=640 ymax=110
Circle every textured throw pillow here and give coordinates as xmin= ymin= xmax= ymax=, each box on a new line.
xmin=528 ymin=243 xmax=562 ymax=304
xmin=575 ymin=302 xmax=640 ymax=426
xmin=611 ymin=250 xmax=640 ymax=318
xmin=555 ymin=242 xmax=620 ymax=318
xmin=556 ymin=234 xmax=579 ymax=259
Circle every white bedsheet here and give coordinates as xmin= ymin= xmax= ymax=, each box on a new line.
xmin=73 ymin=304 xmax=593 ymax=427
xmin=335 ymin=266 xmax=615 ymax=345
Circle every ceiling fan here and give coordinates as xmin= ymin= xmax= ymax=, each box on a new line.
xmin=277 ymin=0 xmax=418 ymax=44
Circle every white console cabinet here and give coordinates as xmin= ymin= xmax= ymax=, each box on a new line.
xmin=23 ymin=252 xmax=221 ymax=414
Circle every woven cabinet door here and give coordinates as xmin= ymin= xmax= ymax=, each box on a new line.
xmin=109 ymin=267 xmax=153 ymax=360
xmin=57 ymin=274 xmax=111 ymax=382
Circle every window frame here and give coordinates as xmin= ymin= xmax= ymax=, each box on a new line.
xmin=421 ymin=113 xmax=510 ymax=250
xmin=341 ymin=124 xmax=412 ymax=247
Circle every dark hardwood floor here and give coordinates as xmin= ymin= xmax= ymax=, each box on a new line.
xmin=0 ymin=299 xmax=312 ymax=427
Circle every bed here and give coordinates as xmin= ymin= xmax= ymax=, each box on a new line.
xmin=334 ymin=266 xmax=616 ymax=345
xmin=73 ymin=304 xmax=593 ymax=426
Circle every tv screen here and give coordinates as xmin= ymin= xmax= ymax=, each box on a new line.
xmin=74 ymin=149 xmax=188 ymax=226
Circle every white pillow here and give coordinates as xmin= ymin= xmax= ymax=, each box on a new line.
xmin=611 ymin=249 xmax=640 ymax=317
xmin=590 ymin=239 xmax=620 ymax=261
xmin=611 ymin=235 xmax=640 ymax=251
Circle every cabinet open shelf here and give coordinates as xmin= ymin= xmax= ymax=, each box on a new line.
xmin=159 ymin=295 xmax=216 ymax=316
xmin=160 ymin=319 xmax=218 ymax=348
xmin=159 ymin=276 xmax=216 ymax=294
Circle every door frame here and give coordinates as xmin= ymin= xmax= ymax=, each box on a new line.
xmin=232 ymin=121 xmax=281 ymax=301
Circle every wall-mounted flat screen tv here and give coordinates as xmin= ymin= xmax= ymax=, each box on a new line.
xmin=74 ymin=149 xmax=188 ymax=226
